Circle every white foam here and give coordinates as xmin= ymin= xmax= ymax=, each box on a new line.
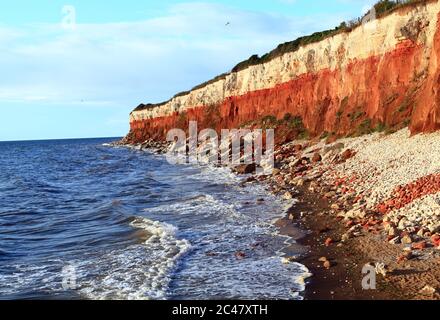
xmin=77 ymin=217 xmax=191 ymax=300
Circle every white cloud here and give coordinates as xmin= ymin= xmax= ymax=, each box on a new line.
xmin=0 ymin=2 xmax=344 ymax=106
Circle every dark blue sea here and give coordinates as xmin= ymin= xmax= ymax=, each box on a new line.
xmin=0 ymin=138 xmax=309 ymax=300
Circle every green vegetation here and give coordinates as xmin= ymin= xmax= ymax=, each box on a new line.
xmin=320 ymin=131 xmax=330 ymax=139
xmin=261 ymin=115 xmax=278 ymax=128
xmin=398 ymin=97 xmax=412 ymax=113
xmin=384 ymin=93 xmax=399 ymax=106
xmin=375 ymin=122 xmax=387 ymax=132
xmin=231 ymin=0 xmax=428 ymax=73
xmin=336 ymin=111 xmax=344 ymax=120
xmin=134 ymin=0 xmax=431 ymax=112
xmin=349 ymin=110 xmax=366 ymax=123
xmin=355 ymin=119 xmax=373 ymax=136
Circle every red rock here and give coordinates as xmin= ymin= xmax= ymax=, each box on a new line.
xmin=431 ymin=234 xmax=440 ymax=247
xmin=312 ymin=152 xmax=322 ymax=163
xmin=323 ymin=260 xmax=332 ymax=269
xmin=235 ymin=251 xmax=246 ymax=260
xmin=234 ymin=163 xmax=256 ymax=174
xmin=412 ymin=241 xmax=427 ymax=250
xmin=378 ymin=204 xmax=388 ymax=214
xmin=293 ymin=144 xmax=303 ymax=152
xmin=324 ymin=238 xmax=333 ymax=246
xmin=341 ymin=149 xmax=356 ymax=162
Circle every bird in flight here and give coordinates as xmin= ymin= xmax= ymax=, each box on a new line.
xmin=225 ymin=22 xmax=230 ymax=26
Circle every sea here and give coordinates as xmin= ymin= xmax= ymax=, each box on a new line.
xmin=0 ymin=138 xmax=310 ymax=300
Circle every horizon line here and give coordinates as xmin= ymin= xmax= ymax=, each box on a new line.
xmin=0 ymin=136 xmax=123 ymax=143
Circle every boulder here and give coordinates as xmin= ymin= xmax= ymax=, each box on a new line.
xmin=312 ymin=153 xmax=322 ymax=163
xmin=324 ymin=238 xmax=333 ymax=246
xmin=401 ymin=235 xmax=413 ymax=244
xmin=412 ymin=241 xmax=427 ymax=250
xmin=235 ymin=251 xmax=246 ymax=260
xmin=293 ymin=144 xmax=303 ymax=152
xmin=283 ymin=191 xmax=294 ymax=200
xmin=233 ymin=163 xmax=256 ymax=174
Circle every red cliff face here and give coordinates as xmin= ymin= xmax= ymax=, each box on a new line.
xmin=127 ymin=1 xmax=440 ymax=144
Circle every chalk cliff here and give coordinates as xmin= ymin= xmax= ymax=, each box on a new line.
xmin=126 ymin=0 xmax=440 ymax=144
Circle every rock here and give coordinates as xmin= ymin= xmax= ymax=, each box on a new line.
xmin=235 ymin=251 xmax=246 ymax=260
xmin=290 ymin=158 xmax=302 ymax=168
xmin=340 ymin=149 xmax=356 ymax=162
xmin=400 ymin=250 xmax=413 ymax=261
xmin=431 ymin=234 xmax=440 ymax=247
xmin=288 ymin=213 xmax=295 ymax=220
xmin=389 ymin=236 xmax=400 ymax=244
xmin=245 ymin=176 xmax=257 ymax=183
xmin=341 ymin=233 xmax=351 ymax=242
xmin=401 ymin=235 xmax=413 ymax=244
xmin=323 ymin=260 xmax=332 ymax=269
xmin=324 ymin=191 xmax=336 ymax=198
xmin=293 ymin=144 xmax=303 ymax=152
xmin=374 ymin=263 xmax=388 ymax=277
xmin=296 ymin=179 xmax=305 ymax=187
xmin=398 ymin=218 xmax=409 ymax=230
xmin=312 ymin=153 xmax=322 ymax=163
xmin=323 ymin=143 xmax=345 ymax=155
xmin=282 ymin=256 xmax=298 ymax=264
xmin=324 ymin=238 xmax=333 ymax=246
xmin=283 ymin=191 xmax=293 ymax=200
xmin=330 ymin=203 xmax=340 ymax=211
xmin=319 ymin=226 xmax=331 ymax=234
xmin=347 ymin=209 xmax=366 ymax=219
xmin=308 ymin=181 xmax=319 ymax=192
xmin=411 ymin=241 xmax=427 ymax=250
xmin=318 ymin=257 xmax=328 ymax=262
xmin=206 ymin=252 xmax=218 ymax=257
xmin=420 ymin=285 xmax=437 ymax=295
xmin=388 ymin=227 xmax=398 ymax=237
xmin=416 ymin=228 xmax=425 ymax=237
xmin=234 ymin=163 xmax=256 ymax=174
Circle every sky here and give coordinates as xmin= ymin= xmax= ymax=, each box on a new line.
xmin=0 ymin=0 xmax=375 ymax=141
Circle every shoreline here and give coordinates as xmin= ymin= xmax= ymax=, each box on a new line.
xmin=261 ymin=129 xmax=440 ymax=300
xmin=115 ymin=129 xmax=440 ymax=300
xmin=276 ymin=185 xmax=399 ymax=300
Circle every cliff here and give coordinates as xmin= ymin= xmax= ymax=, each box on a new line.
xmin=126 ymin=0 xmax=440 ymax=144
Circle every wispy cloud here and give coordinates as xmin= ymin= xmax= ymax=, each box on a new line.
xmin=0 ymin=2 xmax=344 ymax=106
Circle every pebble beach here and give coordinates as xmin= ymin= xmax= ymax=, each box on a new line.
xmin=121 ymin=127 xmax=440 ymax=300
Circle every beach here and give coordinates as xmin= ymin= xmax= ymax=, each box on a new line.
xmin=267 ymin=128 xmax=440 ymax=300
xmin=128 ymin=127 xmax=440 ymax=300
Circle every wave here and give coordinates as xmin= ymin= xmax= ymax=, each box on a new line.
xmin=77 ymin=217 xmax=190 ymax=300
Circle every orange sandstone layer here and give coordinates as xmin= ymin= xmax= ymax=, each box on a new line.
xmin=126 ymin=2 xmax=440 ymax=144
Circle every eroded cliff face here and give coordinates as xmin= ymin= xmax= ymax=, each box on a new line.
xmin=127 ymin=0 xmax=440 ymax=143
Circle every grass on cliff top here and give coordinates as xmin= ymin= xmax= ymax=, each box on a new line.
xmin=133 ymin=0 xmax=431 ymax=112
xmin=231 ymin=0 xmax=430 ymax=73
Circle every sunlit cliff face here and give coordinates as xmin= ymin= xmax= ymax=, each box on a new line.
xmin=128 ymin=1 xmax=440 ymax=143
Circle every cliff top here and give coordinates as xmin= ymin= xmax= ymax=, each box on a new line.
xmin=133 ymin=0 xmax=434 ymax=113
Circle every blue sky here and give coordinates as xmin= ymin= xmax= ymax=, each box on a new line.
xmin=0 ymin=0 xmax=374 ymax=141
